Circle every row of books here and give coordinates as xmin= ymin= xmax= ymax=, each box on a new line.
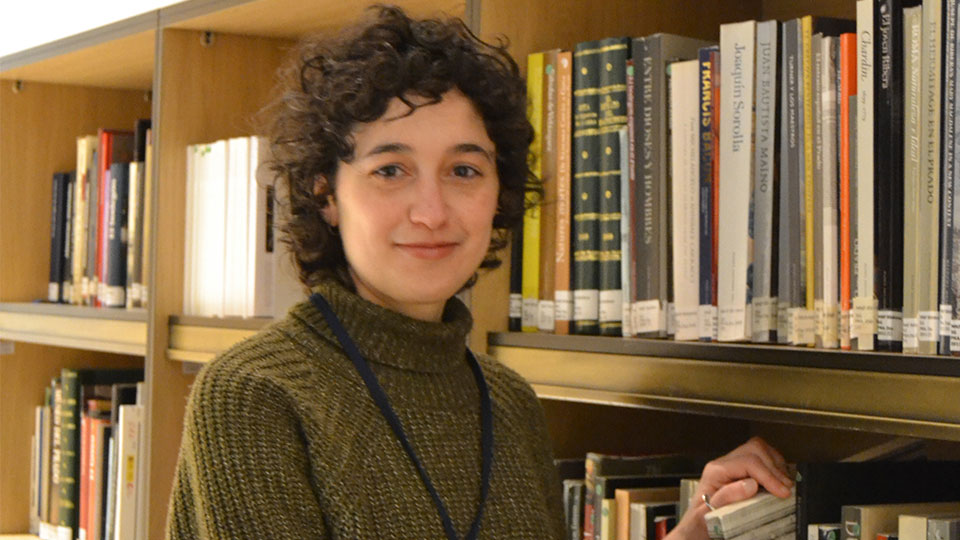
xmin=48 ymin=121 xmax=152 ymax=309
xmin=183 ymin=136 xmax=301 ymax=319
xmin=560 ymin=446 xmax=960 ymax=540
xmin=28 ymin=368 xmax=145 ymax=540
xmin=511 ymin=0 xmax=960 ymax=355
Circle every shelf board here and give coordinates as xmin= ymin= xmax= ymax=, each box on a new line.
xmin=0 ymin=303 xmax=147 ymax=356
xmin=489 ymin=333 xmax=960 ymax=441
xmin=167 ymin=315 xmax=270 ymax=363
xmin=0 ymin=12 xmax=156 ymax=89
xmin=160 ymin=0 xmax=467 ymax=40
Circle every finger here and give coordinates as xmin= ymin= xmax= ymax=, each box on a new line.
xmin=720 ymin=453 xmax=793 ymax=498
xmin=709 ymin=478 xmax=760 ymax=509
xmin=725 ymin=439 xmax=793 ymax=487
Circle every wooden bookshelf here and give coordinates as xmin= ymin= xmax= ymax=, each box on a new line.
xmin=1 ymin=0 xmax=958 ymax=537
xmin=0 ymin=304 xmax=147 ymax=356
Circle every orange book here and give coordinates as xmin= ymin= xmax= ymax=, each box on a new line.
xmin=554 ymin=51 xmax=574 ymax=334
xmin=839 ymin=33 xmax=856 ymax=350
xmin=78 ymin=415 xmax=91 ymax=539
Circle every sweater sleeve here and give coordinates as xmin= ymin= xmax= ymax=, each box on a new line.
xmin=165 ymin=357 xmax=328 ymax=540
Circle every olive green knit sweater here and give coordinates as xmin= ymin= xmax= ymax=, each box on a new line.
xmin=166 ymin=279 xmax=565 ymax=539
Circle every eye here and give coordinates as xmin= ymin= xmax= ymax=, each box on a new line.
xmin=452 ymin=164 xmax=481 ymax=179
xmin=373 ymin=164 xmax=404 ymax=179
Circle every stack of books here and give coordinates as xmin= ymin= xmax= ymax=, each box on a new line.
xmin=704 ymin=490 xmax=796 ymax=540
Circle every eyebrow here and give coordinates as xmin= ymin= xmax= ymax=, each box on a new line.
xmin=363 ymin=142 xmax=495 ymax=163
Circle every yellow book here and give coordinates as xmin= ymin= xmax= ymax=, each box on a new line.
xmin=802 ymin=16 xmax=816 ymax=318
xmin=522 ymin=52 xmax=544 ymax=332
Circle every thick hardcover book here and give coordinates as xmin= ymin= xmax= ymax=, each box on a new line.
xmin=58 ymin=369 xmax=142 ymax=537
xmin=96 ymin=129 xmax=134 ymax=307
xmin=855 ymin=0 xmax=878 ymax=350
xmin=874 ymin=0 xmax=908 ymax=352
xmin=795 ymin=461 xmax=960 ymax=540
xmin=597 ymin=37 xmax=630 ymax=337
xmin=669 ymin=59 xmax=701 ymax=341
xmin=555 ymin=50 xmax=574 ymax=334
xmin=103 ymin=163 xmax=129 ymax=308
xmin=49 ymin=172 xmax=70 ymax=303
xmin=698 ymin=46 xmax=719 ymax=342
xmin=917 ymin=0 xmax=944 ymax=354
xmin=840 ymin=32 xmax=858 ymax=350
xmin=73 ymin=135 xmax=97 ymax=305
xmin=539 ymin=49 xmax=561 ymax=332
xmin=778 ymin=19 xmax=804 ymax=344
xmin=631 ymin=34 xmax=714 ymax=337
xmin=522 ymin=51 xmax=545 ymax=332
xmin=573 ymin=39 xmax=603 ymax=335
xmin=941 ymin=0 xmax=960 ymax=354
xmin=718 ymin=20 xmax=757 ymax=342
xmin=753 ymin=21 xmax=781 ymax=343
xmin=902 ymin=5 xmax=923 ymax=352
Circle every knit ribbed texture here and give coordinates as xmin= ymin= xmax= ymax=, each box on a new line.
xmin=166 ymin=278 xmax=565 ymax=539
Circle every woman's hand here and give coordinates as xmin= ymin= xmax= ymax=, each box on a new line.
xmin=664 ymin=437 xmax=794 ymax=540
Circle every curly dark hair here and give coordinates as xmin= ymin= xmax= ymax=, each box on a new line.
xmin=269 ymin=4 xmax=539 ymax=289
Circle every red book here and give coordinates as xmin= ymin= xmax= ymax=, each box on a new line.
xmin=95 ymin=129 xmax=134 ymax=307
xmin=839 ymin=33 xmax=857 ymax=350
xmin=78 ymin=414 xmax=91 ymax=540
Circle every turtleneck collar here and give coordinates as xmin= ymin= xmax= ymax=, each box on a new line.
xmin=291 ymin=277 xmax=474 ymax=374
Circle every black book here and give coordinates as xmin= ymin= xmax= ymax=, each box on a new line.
xmin=103 ymin=162 xmax=129 ymax=308
xmin=794 ymin=460 xmax=960 ymax=540
xmin=62 ymin=172 xmax=75 ymax=304
xmin=572 ymin=39 xmax=603 ymax=335
xmin=48 ymin=172 xmax=71 ymax=303
xmin=597 ymin=37 xmax=631 ymax=337
xmin=509 ymin=224 xmax=522 ymax=331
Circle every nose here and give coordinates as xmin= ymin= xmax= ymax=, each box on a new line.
xmin=408 ymin=175 xmax=450 ymax=230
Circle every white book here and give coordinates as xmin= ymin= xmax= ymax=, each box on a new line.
xmin=718 ymin=20 xmax=757 ymax=342
xmin=752 ymin=20 xmax=779 ymax=342
xmin=903 ymin=4 xmax=923 ymax=353
xmin=820 ymin=35 xmax=840 ymax=349
xmin=705 ymin=490 xmax=796 ymax=539
xmin=199 ymin=140 xmax=228 ymax=317
xmin=183 ymin=144 xmax=200 ymax=317
xmin=670 ymin=59 xmax=701 ymax=341
xmin=248 ymin=137 xmax=275 ymax=318
xmin=620 ymin=126 xmax=633 ymax=337
xmin=728 ymin=513 xmax=796 ymax=540
xmin=225 ymin=136 xmax=250 ymax=317
xmin=854 ymin=0 xmax=877 ymax=350
xmin=113 ymin=404 xmax=142 ymax=540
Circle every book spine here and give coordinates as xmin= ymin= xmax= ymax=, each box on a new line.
xmin=620 ymin=124 xmax=633 ymax=338
xmin=634 ymin=37 xmax=666 ymax=337
xmin=522 ymin=51 xmax=545 ymax=332
xmin=79 ymin=414 xmax=90 ymax=540
xmin=73 ymin=137 xmax=91 ymax=305
xmin=58 ymin=369 xmax=79 ymax=537
xmin=754 ymin=21 xmax=780 ymax=343
xmin=573 ymin=41 xmax=603 ymax=335
xmin=126 ymin=162 xmax=141 ymax=308
xmin=718 ymin=20 xmax=757 ymax=342
xmin=85 ymin=152 xmax=99 ymax=307
xmin=802 ymin=16 xmax=816 ymax=323
xmin=509 ymin=226 xmax=523 ymax=331
xmin=821 ymin=36 xmax=840 ymax=349
xmin=539 ymin=49 xmax=560 ymax=333
xmin=941 ymin=0 xmax=959 ymax=354
xmin=624 ymin=59 xmax=637 ymax=337
xmin=918 ymin=0 xmax=943 ymax=354
xmin=699 ymin=46 xmax=719 ymax=342
xmin=854 ymin=0 xmax=878 ymax=350
xmin=903 ymin=5 xmax=923 ymax=352
xmin=49 ymin=173 xmax=68 ymax=303
xmin=141 ymin=128 xmax=153 ymax=308
xmin=875 ymin=0 xmax=906 ymax=352
xmin=813 ymin=32 xmax=825 ymax=348
xmin=104 ymin=163 xmax=129 ymax=308
xmin=597 ymin=37 xmax=630 ymax=336
xmin=840 ymin=32 xmax=858 ymax=350
xmin=778 ymin=19 xmax=801 ymax=343
xmin=669 ymin=59 xmax=701 ymax=341
xmin=841 ymin=506 xmax=862 ymax=540
xmin=711 ymin=48 xmax=721 ymax=341
xmin=952 ymin=0 xmax=960 ymax=355
xmin=584 ymin=453 xmax=600 ymax=540
xmin=555 ymin=51 xmax=574 ymax=334
xmin=62 ymin=173 xmax=75 ymax=305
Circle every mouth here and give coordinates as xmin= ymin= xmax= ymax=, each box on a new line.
xmin=396 ymin=242 xmax=459 ymax=260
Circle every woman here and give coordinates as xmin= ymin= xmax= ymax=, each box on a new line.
xmin=166 ymin=6 xmax=792 ymax=539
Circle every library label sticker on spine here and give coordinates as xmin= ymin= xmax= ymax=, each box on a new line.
xmin=509 ymin=293 xmax=522 ymax=319
xmin=538 ymin=300 xmax=556 ymax=332
xmin=573 ymin=290 xmax=599 ymax=322
xmin=522 ymin=298 xmax=538 ymax=328
xmin=699 ymin=305 xmax=718 ymax=340
xmin=918 ymin=311 xmax=940 ymax=343
xmin=877 ymin=310 xmax=903 ymax=342
xmin=752 ymin=297 xmax=778 ymax=334
xmin=554 ymin=291 xmax=572 ymax=322
xmin=940 ymin=304 xmax=952 ymax=341
xmin=952 ymin=319 xmax=960 ymax=350
xmin=852 ymin=297 xmax=878 ymax=344
xmin=792 ymin=309 xmax=816 ymax=345
xmin=903 ymin=317 xmax=919 ymax=349
xmin=599 ymin=290 xmax=622 ymax=323
xmin=633 ymin=299 xmax=663 ymax=335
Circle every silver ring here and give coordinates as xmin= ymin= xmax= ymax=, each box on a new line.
xmin=702 ymin=493 xmax=716 ymax=511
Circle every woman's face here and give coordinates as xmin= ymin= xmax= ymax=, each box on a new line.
xmin=323 ymin=89 xmax=500 ymax=321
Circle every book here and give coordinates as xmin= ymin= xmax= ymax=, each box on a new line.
xmin=842 ymin=502 xmax=960 ymax=540
xmin=942 ymin=0 xmax=960 ymax=355
xmin=704 ymin=489 xmax=796 ymax=539
xmin=96 ymin=129 xmax=134 ymax=308
xmin=809 ymin=524 xmax=842 ymax=540
xmin=564 ymin=479 xmax=586 ymax=540
xmin=73 ymin=135 xmax=98 ymax=305
xmin=631 ymin=33 xmax=714 ymax=337
xmin=855 ymin=0 xmax=878 ymax=350
xmin=620 ymin=124 xmax=633 ymax=337
xmin=539 ymin=49 xmax=561 ymax=333
xmin=669 ymin=58 xmax=701 ymax=341
xmin=753 ymin=20 xmax=780 ymax=344
xmin=839 ymin=31 xmax=858 ymax=350
xmin=795 ymin=461 xmax=960 ymax=540
xmin=103 ymin=162 xmax=130 ymax=308
xmin=509 ymin=225 xmax=523 ymax=331
xmin=899 ymin=511 xmax=960 ymax=540
xmin=126 ymin=118 xmax=150 ymax=308
xmin=141 ymin=128 xmax=154 ymax=307
xmin=62 ymin=172 xmax=75 ymax=305
xmin=927 ymin=516 xmax=960 ymax=540
xmin=113 ymin=404 xmax=143 ymax=540
xmin=718 ymin=19 xmax=757 ymax=342
xmin=630 ymin=501 xmax=677 ymax=540
xmin=902 ymin=4 xmax=923 ymax=352
xmin=523 ymin=50 xmax=544 ymax=332
xmin=554 ymin=50 xmax=574 ymax=334
xmin=698 ymin=45 xmax=720 ymax=342
xmin=615 ymin=486 xmax=680 ymax=540
xmin=817 ymin=35 xmax=840 ymax=349
xmin=48 ymin=171 xmax=71 ymax=303
xmin=85 ymin=149 xmax=100 ymax=307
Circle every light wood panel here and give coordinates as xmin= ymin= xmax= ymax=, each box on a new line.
xmin=0 ymin=344 xmax=141 ymax=533
xmin=163 ymin=0 xmax=465 ymax=40
xmin=760 ymin=0 xmax=856 ymax=22
xmin=0 ymin=81 xmax=151 ymax=304
xmin=144 ymin=28 xmax=293 ymax=540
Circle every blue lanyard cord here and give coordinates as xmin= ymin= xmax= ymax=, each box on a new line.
xmin=310 ymin=293 xmax=493 ymax=540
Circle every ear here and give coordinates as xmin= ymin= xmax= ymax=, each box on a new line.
xmin=314 ymin=176 xmax=339 ymax=227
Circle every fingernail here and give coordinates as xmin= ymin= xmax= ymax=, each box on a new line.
xmin=741 ymin=478 xmax=758 ymax=492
